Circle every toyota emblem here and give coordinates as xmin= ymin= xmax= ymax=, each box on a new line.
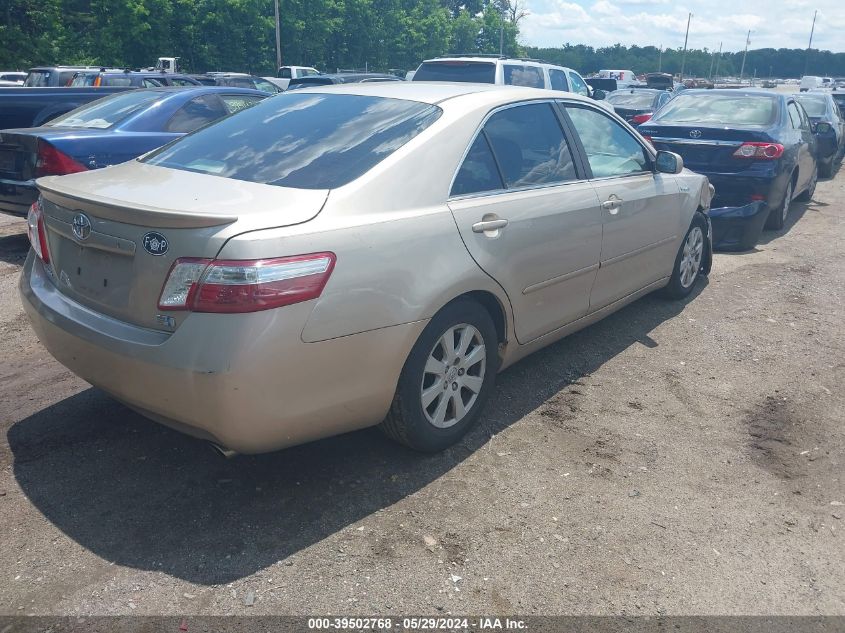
xmin=72 ymin=213 xmax=92 ymax=241
xmin=689 ymin=129 xmax=702 ymax=139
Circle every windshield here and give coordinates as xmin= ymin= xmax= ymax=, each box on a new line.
xmin=47 ymin=90 xmax=163 ymax=129
xmin=606 ymin=91 xmax=657 ymax=109
xmin=794 ymin=97 xmax=827 ymax=117
xmin=413 ymin=61 xmax=496 ymax=83
xmin=143 ymin=93 xmax=442 ymax=189
xmin=652 ymin=94 xmax=777 ymax=126
xmin=253 ymin=78 xmax=281 ymax=93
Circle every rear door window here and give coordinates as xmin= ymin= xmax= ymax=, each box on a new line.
xmin=144 ymin=93 xmax=442 ymax=189
xmin=24 ymin=71 xmax=51 ymax=87
xmin=483 ymin=103 xmax=577 ymax=188
xmin=565 ymin=105 xmax=651 ymax=178
xmin=413 ymin=61 xmax=496 ymax=83
xmin=503 ymin=65 xmax=544 ymax=88
xmin=548 ymin=69 xmax=569 ymax=92
xmin=451 ymin=134 xmax=504 ymax=197
xmin=166 ymin=95 xmax=229 ymax=133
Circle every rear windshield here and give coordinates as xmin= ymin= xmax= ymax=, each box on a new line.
xmin=652 ymin=94 xmax=778 ymax=127
xmin=47 ymin=90 xmax=163 ymax=129
xmin=143 ymin=93 xmax=442 ymax=189
xmin=606 ymin=91 xmax=656 ymax=108
xmin=794 ymin=97 xmax=826 ymax=117
xmin=413 ymin=61 xmax=496 ymax=83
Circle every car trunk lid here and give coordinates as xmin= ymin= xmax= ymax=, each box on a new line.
xmin=641 ymin=125 xmax=774 ymax=172
xmin=36 ymin=161 xmax=329 ymax=331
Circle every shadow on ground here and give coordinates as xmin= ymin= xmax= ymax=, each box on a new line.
xmin=9 ymin=281 xmax=706 ymax=585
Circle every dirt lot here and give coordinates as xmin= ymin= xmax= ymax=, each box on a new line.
xmin=0 ymin=171 xmax=843 ymax=618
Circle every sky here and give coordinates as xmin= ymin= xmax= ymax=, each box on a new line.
xmin=519 ymin=0 xmax=845 ymax=53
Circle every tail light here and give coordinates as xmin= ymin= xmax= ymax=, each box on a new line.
xmin=631 ymin=113 xmax=652 ymax=125
xmin=35 ymin=141 xmax=88 ymax=177
xmin=732 ymin=143 xmax=784 ymax=160
xmin=158 ymin=252 xmax=336 ymax=313
xmin=26 ymin=198 xmax=50 ymax=264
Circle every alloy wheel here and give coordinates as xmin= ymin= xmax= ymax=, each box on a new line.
xmin=420 ymin=323 xmax=487 ymax=429
xmin=679 ymin=226 xmax=704 ymax=289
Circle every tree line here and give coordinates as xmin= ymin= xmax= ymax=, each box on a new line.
xmin=2 ymin=0 xmax=843 ymax=78
xmin=523 ymin=44 xmax=845 ymax=79
xmin=0 ymin=0 xmax=520 ymax=74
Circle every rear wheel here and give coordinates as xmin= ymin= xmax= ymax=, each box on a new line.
xmin=662 ymin=215 xmax=707 ymax=299
xmin=380 ymin=299 xmax=498 ymax=452
xmin=766 ymin=176 xmax=793 ymax=231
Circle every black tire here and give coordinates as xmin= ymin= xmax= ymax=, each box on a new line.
xmin=662 ymin=215 xmax=708 ymax=300
xmin=818 ymin=157 xmax=833 ymax=179
xmin=797 ymin=164 xmax=818 ymax=201
xmin=766 ymin=175 xmax=794 ymax=231
xmin=380 ymin=299 xmax=499 ymax=452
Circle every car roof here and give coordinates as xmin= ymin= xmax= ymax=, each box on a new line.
xmin=286 ymin=81 xmax=591 ymax=107
xmin=422 ymin=56 xmax=576 ymax=71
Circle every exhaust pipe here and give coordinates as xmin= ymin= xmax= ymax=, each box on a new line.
xmin=209 ymin=442 xmax=238 ymax=459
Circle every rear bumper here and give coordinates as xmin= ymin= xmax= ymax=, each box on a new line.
xmin=20 ymin=254 xmax=426 ymax=453
xmin=709 ymin=202 xmax=770 ymax=251
xmin=0 ymin=178 xmax=37 ymax=216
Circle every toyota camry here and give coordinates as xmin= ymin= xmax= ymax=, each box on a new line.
xmin=20 ymin=82 xmax=713 ymax=454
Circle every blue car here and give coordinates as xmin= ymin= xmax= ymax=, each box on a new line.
xmin=0 ymin=86 xmax=269 ymax=215
xmin=638 ymin=90 xmax=818 ymax=251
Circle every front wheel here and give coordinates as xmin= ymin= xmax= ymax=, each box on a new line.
xmin=380 ymin=299 xmax=499 ymax=452
xmin=662 ymin=216 xmax=708 ymax=299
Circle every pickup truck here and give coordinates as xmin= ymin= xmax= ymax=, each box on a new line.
xmin=0 ymin=86 xmax=131 ymax=130
xmin=275 ymin=65 xmax=321 ymax=90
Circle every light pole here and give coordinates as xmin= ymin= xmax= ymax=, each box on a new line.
xmin=679 ymin=13 xmax=692 ymax=83
xmin=658 ymin=44 xmax=663 ymax=72
xmin=804 ymin=9 xmax=818 ymax=75
xmin=274 ymin=0 xmax=282 ymax=71
xmin=739 ymin=30 xmax=751 ymax=83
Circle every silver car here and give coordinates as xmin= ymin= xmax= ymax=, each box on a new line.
xmin=20 ymin=82 xmax=713 ymax=454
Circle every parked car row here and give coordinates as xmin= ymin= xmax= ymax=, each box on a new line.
xmin=6 ymin=64 xmax=843 ymax=459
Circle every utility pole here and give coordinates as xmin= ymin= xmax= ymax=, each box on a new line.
xmin=739 ymin=30 xmax=751 ymax=83
xmin=804 ymin=9 xmax=817 ymax=75
xmin=708 ymin=41 xmax=721 ymax=79
xmin=499 ymin=10 xmax=504 ymax=56
xmin=658 ymin=44 xmax=663 ymax=72
xmin=679 ymin=13 xmax=692 ymax=83
xmin=273 ymin=0 xmax=282 ymax=71
xmin=714 ymin=42 xmax=723 ymax=78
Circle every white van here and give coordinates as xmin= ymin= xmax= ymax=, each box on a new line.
xmin=599 ymin=69 xmax=640 ymax=88
xmin=800 ymin=76 xmax=824 ymax=92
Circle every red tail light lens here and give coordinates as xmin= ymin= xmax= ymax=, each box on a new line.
xmin=26 ymin=198 xmax=50 ymax=264
xmin=35 ymin=141 xmax=88 ymax=177
xmin=631 ymin=113 xmax=652 ymax=125
xmin=732 ymin=143 xmax=784 ymax=160
xmin=158 ymin=252 xmax=336 ymax=313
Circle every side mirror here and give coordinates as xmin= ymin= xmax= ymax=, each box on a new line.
xmin=655 ymin=150 xmax=684 ymax=175
xmin=814 ymin=121 xmax=833 ymax=134
xmin=592 ymin=89 xmax=607 ymax=100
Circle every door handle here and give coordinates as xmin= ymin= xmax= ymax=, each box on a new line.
xmin=472 ymin=218 xmax=509 ymax=233
xmin=601 ymin=195 xmax=623 ymax=214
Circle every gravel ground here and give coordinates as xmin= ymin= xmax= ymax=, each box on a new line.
xmin=0 ymin=169 xmax=843 ymax=618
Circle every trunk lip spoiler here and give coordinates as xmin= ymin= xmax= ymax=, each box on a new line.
xmin=648 ymin=137 xmax=744 ymax=147
xmin=36 ymin=180 xmax=238 ymax=229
